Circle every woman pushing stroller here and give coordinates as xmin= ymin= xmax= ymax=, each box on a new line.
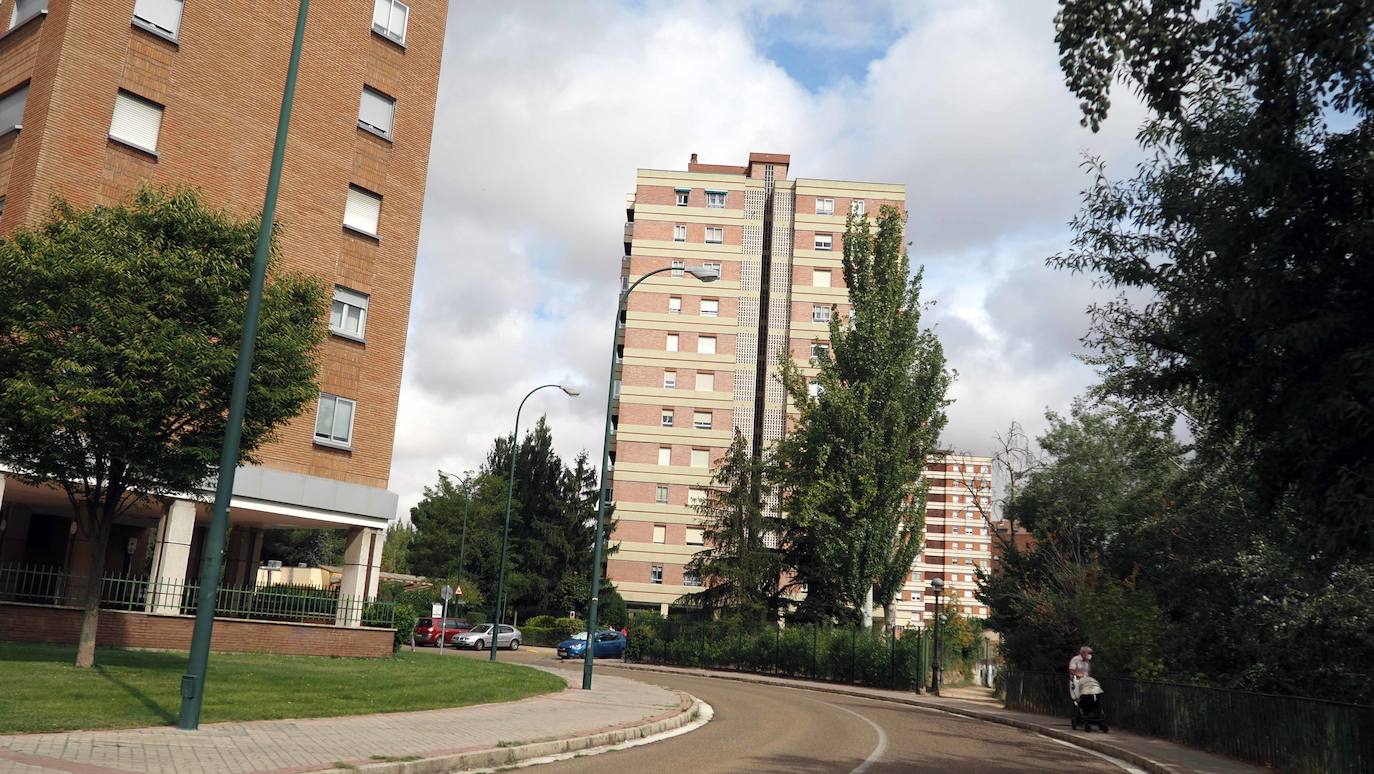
xmin=1069 ymin=646 xmax=1109 ymax=732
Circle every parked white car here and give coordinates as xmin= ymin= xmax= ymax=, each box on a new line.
xmin=452 ymin=624 xmax=521 ymax=650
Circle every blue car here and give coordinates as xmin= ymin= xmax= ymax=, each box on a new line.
xmin=556 ymin=629 xmax=627 ymax=660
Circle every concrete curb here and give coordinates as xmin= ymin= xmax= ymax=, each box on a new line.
xmin=314 ymin=691 xmax=705 ymax=774
xmin=615 ymin=665 xmax=1179 ymax=774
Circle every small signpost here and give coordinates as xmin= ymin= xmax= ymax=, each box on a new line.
xmin=438 ymin=585 xmax=454 ymax=652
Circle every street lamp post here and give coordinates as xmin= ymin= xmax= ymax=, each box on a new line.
xmin=929 ymin=577 xmax=944 ymax=696
xmin=491 ymin=383 xmax=580 ymax=662
xmin=177 ymin=0 xmax=309 ymax=732
xmin=436 ymin=469 xmax=472 ymax=586
xmin=582 ymin=265 xmax=720 ymax=690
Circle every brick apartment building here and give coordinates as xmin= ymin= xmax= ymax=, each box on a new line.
xmin=605 ymin=151 xmax=992 ymax=622
xmin=0 ymin=0 xmax=446 ymax=636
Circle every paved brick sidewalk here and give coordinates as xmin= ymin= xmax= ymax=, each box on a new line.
xmin=608 ymin=662 xmax=1261 ymax=774
xmin=0 ymin=666 xmax=687 ymax=774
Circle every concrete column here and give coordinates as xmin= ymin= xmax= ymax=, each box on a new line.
xmin=660 ymin=602 xmax=670 ymax=617
xmin=365 ymin=528 xmax=383 ymax=601
xmin=335 ymin=527 xmax=382 ymax=627
xmin=145 ymin=499 xmax=196 ymax=615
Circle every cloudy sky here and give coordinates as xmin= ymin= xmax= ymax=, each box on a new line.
xmin=388 ymin=0 xmax=1147 ymax=518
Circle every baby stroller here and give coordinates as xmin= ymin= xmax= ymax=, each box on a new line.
xmin=1070 ymin=676 xmax=1109 ymax=732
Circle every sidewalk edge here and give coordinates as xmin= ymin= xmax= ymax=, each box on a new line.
xmin=317 ymin=691 xmax=705 ymax=774
xmin=617 ymin=665 xmax=1179 ymax=774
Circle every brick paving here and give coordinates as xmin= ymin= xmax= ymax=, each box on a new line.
xmin=0 ymin=666 xmax=684 ymax=774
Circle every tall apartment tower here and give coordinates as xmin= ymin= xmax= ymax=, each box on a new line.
xmin=896 ymin=455 xmax=994 ymax=627
xmin=607 ymin=152 xmax=907 ymax=614
xmin=0 ymin=0 xmax=446 ymax=617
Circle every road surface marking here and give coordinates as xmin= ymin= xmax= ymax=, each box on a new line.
xmin=821 ymin=701 xmax=889 ymax=774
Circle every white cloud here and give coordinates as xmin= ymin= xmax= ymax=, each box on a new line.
xmin=388 ymin=0 xmax=1148 ymax=518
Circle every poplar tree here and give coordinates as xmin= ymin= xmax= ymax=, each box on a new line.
xmin=776 ymin=205 xmax=951 ymax=628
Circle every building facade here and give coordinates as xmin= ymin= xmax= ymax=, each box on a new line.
xmin=0 ymin=0 xmax=446 ymax=626
xmin=894 ymin=455 xmax=993 ymax=627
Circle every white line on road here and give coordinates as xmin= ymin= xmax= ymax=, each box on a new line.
xmin=821 ymin=701 xmax=890 ymax=774
xmin=1044 ymin=735 xmax=1148 ymax=773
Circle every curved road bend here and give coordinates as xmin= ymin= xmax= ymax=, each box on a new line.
xmin=449 ymin=649 xmax=1122 ymax=773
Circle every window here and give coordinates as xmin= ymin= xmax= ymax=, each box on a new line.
xmin=652 ymin=525 xmax=666 ymax=544
xmin=372 ymin=0 xmax=409 ymax=44
xmin=658 ymin=447 xmax=671 ymax=466
xmin=650 ymin=565 xmax=663 ymax=584
xmin=671 ymin=259 xmax=684 ymax=277
xmin=661 ymin=410 xmax=674 ymax=427
xmin=808 ymin=380 xmax=822 ymax=398
xmin=813 ymin=269 xmax=831 ymax=287
xmin=812 ymin=304 xmax=831 ymax=323
xmin=814 ymin=234 xmax=833 ymax=251
xmin=358 ymin=86 xmax=396 ymax=139
xmin=655 ymin=485 xmax=669 ymax=503
xmin=109 ymin=91 xmax=163 ymax=154
xmin=690 ymin=449 xmax=708 ymax=468
xmin=10 ymin=0 xmax=45 ymax=29
xmin=687 ymin=488 xmax=706 ymax=507
xmin=851 ymin=199 xmax=865 ymax=216
xmin=612 ymin=379 xmax=621 ymax=398
xmin=699 ymin=299 xmax=718 ymax=317
xmin=704 ymin=227 xmax=723 ymax=244
xmin=343 ymin=185 xmax=382 ymax=237
xmin=685 ymin=527 xmax=704 ymax=546
xmin=673 ymin=224 xmax=686 ymax=242
xmin=693 ymin=411 xmax=712 ymax=430
xmin=675 ymin=189 xmax=689 ymax=206
xmin=705 ymin=191 xmax=726 ymax=208
xmin=683 ymin=572 xmax=701 ymax=587
xmin=668 ymin=296 xmax=682 ymax=315
xmin=698 ymin=336 xmax=716 ymax=354
xmin=815 ymin=198 xmax=834 ymax=215
xmin=696 ymin=372 xmax=714 ymax=392
xmin=663 ymin=370 xmax=677 ymax=389
xmin=330 ymin=286 xmax=369 ymax=340
xmin=810 ymin=343 xmax=829 ymax=359
xmin=132 ymin=0 xmax=183 ymax=39
xmin=0 ymin=196 xmax=5 ymax=220
xmin=0 ymin=84 xmax=28 ymax=134
xmin=314 ymin=394 xmax=355 ymax=448
xmin=665 ymin=333 xmax=679 ymax=352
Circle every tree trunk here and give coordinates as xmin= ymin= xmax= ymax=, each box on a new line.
xmin=883 ymin=600 xmax=896 ymax=633
xmin=862 ymin=586 xmax=874 ymax=630
xmin=74 ymin=518 xmax=113 ymax=668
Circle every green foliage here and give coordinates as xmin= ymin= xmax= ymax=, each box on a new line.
xmin=260 ymin=529 xmax=345 ymax=569
xmin=679 ymin=432 xmax=787 ymax=621
xmin=520 ymin=617 xmax=586 ymax=647
xmin=0 ymin=186 xmax=326 ymax=665
xmin=776 ymin=205 xmax=951 ymax=625
xmin=598 ymin=587 xmax=628 ymax=630
xmin=408 ymin=419 xmax=611 ymax=621
xmin=380 ymin=522 xmax=414 ymax=574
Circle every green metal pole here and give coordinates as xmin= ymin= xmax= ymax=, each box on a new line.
xmin=177 ymin=0 xmax=308 ymax=732
xmin=458 ymin=482 xmax=471 ymax=582
xmin=491 ymin=384 xmax=562 ymax=662
xmin=582 ymin=266 xmax=682 ymax=690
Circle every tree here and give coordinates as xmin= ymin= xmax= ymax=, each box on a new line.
xmin=0 ymin=187 xmax=326 ymax=667
xmin=679 ymin=432 xmax=786 ymax=622
xmin=776 ymin=205 xmax=951 ymax=628
xmin=1053 ymin=0 xmax=1374 ymax=560
xmin=380 ymin=521 xmax=413 ymax=574
xmin=260 ymin=528 xmax=345 ymax=569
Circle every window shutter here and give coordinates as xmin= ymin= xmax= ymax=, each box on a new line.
xmin=0 ymin=84 xmax=28 ymax=130
xmin=133 ymin=0 xmax=184 ymax=36
xmin=652 ymin=525 xmax=666 ymax=544
xmin=358 ymin=87 xmax=395 ymax=137
xmin=344 ymin=185 xmax=382 ymax=235
xmin=109 ymin=92 xmax=164 ymax=152
xmin=685 ymin=527 xmax=703 ymax=545
xmin=696 ymin=372 xmax=714 ymax=391
xmin=690 ymin=449 xmax=708 ymax=468
xmin=658 ymin=447 xmax=671 ymax=466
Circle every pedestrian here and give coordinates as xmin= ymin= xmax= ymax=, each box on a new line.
xmin=1069 ymin=645 xmax=1093 ymax=678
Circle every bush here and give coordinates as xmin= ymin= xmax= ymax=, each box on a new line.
xmin=525 ymin=615 xmax=561 ymax=629
xmin=599 ymin=589 xmax=628 ymax=629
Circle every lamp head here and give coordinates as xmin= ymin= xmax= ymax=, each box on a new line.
xmin=930 ymin=577 xmax=945 ymax=592
xmin=686 ymin=267 xmax=721 ymax=282
xmin=559 ymin=385 xmax=582 ymax=397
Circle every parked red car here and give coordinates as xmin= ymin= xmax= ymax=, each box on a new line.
xmin=413 ymin=617 xmax=470 ymax=647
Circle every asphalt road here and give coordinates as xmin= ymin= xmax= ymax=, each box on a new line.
xmin=443 ymin=647 xmax=1122 ymax=773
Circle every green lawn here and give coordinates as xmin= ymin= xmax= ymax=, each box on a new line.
xmin=0 ymin=642 xmax=564 ymax=734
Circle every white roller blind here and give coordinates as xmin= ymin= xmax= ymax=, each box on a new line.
xmin=665 ymin=334 xmax=678 ymax=352
xmin=109 ymin=92 xmax=163 ymax=152
xmin=814 ymin=269 xmax=831 ymax=287
xmin=658 ymin=447 xmax=671 ymax=466
xmin=358 ymin=87 xmax=395 ymax=137
xmin=697 ymin=336 xmax=715 ymax=354
xmin=696 ymin=372 xmax=714 ymax=392
xmin=699 ymin=299 xmax=718 ymax=317
xmin=690 ymin=449 xmax=708 ymax=468
xmin=652 ymin=525 xmax=666 ymax=544
xmin=685 ymin=527 xmax=703 ymax=545
xmin=133 ymin=0 xmax=184 ymax=36
xmin=343 ymin=185 xmax=381 ymax=235
xmin=0 ymin=84 xmax=28 ymax=131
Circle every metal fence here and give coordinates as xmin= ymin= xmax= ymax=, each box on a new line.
xmin=1005 ymin=670 xmax=1374 ymax=773
xmin=0 ymin=562 xmax=395 ymax=628
xmin=627 ymin=620 xmax=936 ymax=692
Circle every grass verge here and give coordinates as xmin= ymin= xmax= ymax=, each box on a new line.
xmin=0 ymin=641 xmax=564 ymax=734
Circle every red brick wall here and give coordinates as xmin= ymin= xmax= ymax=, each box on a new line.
xmin=0 ymin=602 xmax=394 ymax=658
